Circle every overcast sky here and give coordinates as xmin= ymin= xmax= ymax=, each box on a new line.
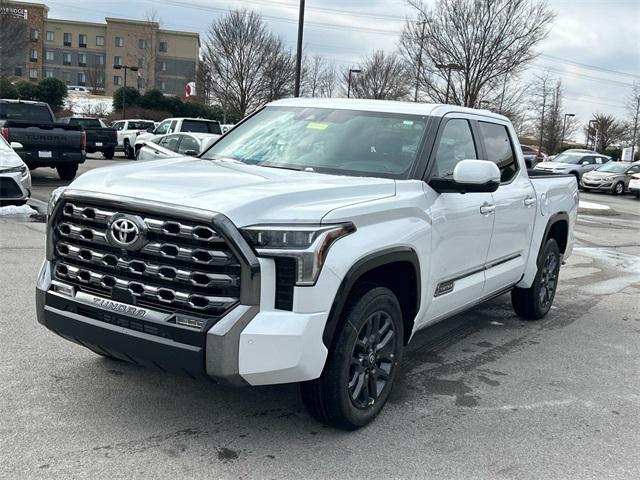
xmin=46 ymin=0 xmax=640 ymax=139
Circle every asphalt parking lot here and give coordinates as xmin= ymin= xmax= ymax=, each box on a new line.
xmin=1 ymin=158 xmax=639 ymax=479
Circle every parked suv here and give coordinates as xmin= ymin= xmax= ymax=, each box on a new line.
xmin=37 ymin=99 xmax=577 ymax=430
xmin=534 ymin=151 xmax=611 ymax=184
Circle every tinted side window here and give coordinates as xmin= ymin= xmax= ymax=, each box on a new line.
xmin=160 ymin=135 xmax=180 ymax=152
xmin=433 ymin=119 xmax=477 ymax=178
xmin=178 ymin=135 xmax=199 ymax=153
xmin=627 ymin=165 xmax=640 ymax=174
xmin=154 ymin=121 xmax=170 ymax=134
xmin=581 ymin=156 xmax=595 ymax=165
xmin=478 ymin=122 xmax=518 ymax=183
xmin=182 ymin=120 xmax=207 ymax=133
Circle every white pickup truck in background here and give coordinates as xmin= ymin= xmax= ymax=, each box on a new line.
xmin=110 ymin=119 xmax=156 ymax=159
xmin=134 ymin=117 xmax=222 ymax=157
xmin=37 ymin=98 xmax=577 ymax=430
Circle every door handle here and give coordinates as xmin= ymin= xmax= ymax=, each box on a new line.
xmin=524 ymin=196 xmax=536 ymax=207
xmin=480 ymin=202 xmax=496 ymax=215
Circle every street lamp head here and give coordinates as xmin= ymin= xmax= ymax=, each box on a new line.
xmin=349 ymin=69 xmax=362 ymax=74
xmin=113 ymin=64 xmax=122 ymax=70
xmin=130 ymin=66 xmax=139 ymax=72
xmin=566 ymin=113 xmax=575 ymax=117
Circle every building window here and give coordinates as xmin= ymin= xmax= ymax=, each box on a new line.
xmin=115 ymin=36 xmax=124 ymax=47
xmin=31 ymin=28 xmax=39 ymax=41
xmin=79 ymin=34 xmax=87 ymax=48
xmin=77 ymin=72 xmax=86 ymax=85
xmin=63 ymin=52 xmax=71 ymax=65
xmin=63 ymin=71 xmax=71 ymax=84
xmin=78 ymin=53 xmax=87 ymax=66
xmin=114 ymin=56 xmax=122 ymax=67
xmin=46 ymin=31 xmax=54 ymax=42
xmin=45 ymin=70 xmax=54 ymax=78
xmin=45 ymin=50 xmax=54 ymax=61
xmin=15 ymin=67 xmax=22 ymax=77
xmin=29 ymin=69 xmax=38 ymax=80
xmin=30 ymin=49 xmax=38 ymax=62
xmin=137 ymin=77 xmax=146 ymax=89
xmin=160 ymin=80 xmax=166 ymax=91
xmin=96 ymin=54 xmax=104 ymax=66
xmin=96 ymin=35 xmax=104 ymax=46
xmin=138 ymin=58 xmax=145 ymax=69
xmin=159 ymin=41 xmax=167 ymax=52
xmin=63 ymin=32 xmax=72 ymax=46
xmin=138 ymin=38 xmax=146 ymax=49
xmin=160 ymin=61 xmax=167 ymax=71
xmin=114 ymin=76 xmax=122 ymax=86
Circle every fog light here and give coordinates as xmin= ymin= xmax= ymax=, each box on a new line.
xmin=174 ymin=315 xmax=206 ymax=329
xmin=52 ymin=282 xmax=75 ymax=297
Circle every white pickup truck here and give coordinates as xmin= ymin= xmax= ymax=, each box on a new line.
xmin=36 ymin=99 xmax=577 ymax=430
xmin=110 ymin=119 xmax=156 ymax=159
xmin=133 ymin=117 xmax=222 ymax=157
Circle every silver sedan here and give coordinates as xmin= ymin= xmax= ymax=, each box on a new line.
xmin=581 ymin=161 xmax=640 ymax=195
xmin=0 ymin=137 xmax=31 ymax=206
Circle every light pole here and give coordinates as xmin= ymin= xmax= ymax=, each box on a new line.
xmin=293 ymin=0 xmax=305 ymax=97
xmin=435 ymin=63 xmax=462 ymax=104
xmin=113 ymin=64 xmax=139 ymax=119
xmin=347 ymin=68 xmax=361 ymax=99
xmin=560 ymin=113 xmax=575 ymax=151
xmin=414 ymin=19 xmax=426 ymax=103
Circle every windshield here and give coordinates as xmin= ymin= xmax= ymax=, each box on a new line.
xmin=551 ymin=153 xmax=583 ymax=164
xmin=596 ymin=163 xmax=628 ymax=173
xmin=201 ymin=106 xmax=428 ymax=179
xmin=0 ymin=103 xmax=52 ymax=122
xmin=70 ymin=118 xmax=101 ymax=128
xmin=129 ymin=121 xmax=154 ymax=130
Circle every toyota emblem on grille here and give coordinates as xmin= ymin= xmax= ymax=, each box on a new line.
xmin=106 ymin=214 xmax=147 ymax=250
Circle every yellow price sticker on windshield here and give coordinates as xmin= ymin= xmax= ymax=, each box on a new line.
xmin=307 ymin=122 xmax=329 ymax=130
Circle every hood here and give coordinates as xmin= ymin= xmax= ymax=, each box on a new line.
xmin=135 ymin=132 xmax=157 ymax=143
xmin=67 ymin=157 xmax=396 ymax=226
xmin=584 ymin=170 xmax=622 ymax=179
xmin=0 ymin=148 xmax=24 ymax=169
xmin=538 ymin=162 xmax=574 ymax=170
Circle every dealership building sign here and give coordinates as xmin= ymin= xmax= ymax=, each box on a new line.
xmin=0 ymin=6 xmax=28 ymax=19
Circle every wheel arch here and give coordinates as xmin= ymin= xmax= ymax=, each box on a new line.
xmin=323 ymin=247 xmax=421 ymax=348
xmin=542 ymin=212 xmax=569 ymax=256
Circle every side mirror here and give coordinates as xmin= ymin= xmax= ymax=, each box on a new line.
xmin=581 ymin=161 xmax=589 ymax=165
xmin=10 ymin=142 xmax=23 ymax=150
xmin=430 ymin=160 xmax=501 ymax=193
xmin=184 ymin=150 xmax=198 ymax=156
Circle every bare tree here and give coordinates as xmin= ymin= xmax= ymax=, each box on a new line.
xmin=585 ymin=113 xmax=626 ymax=152
xmin=84 ymin=58 xmax=105 ymax=94
xmin=302 ymin=55 xmax=325 ymax=97
xmin=0 ymin=0 xmax=28 ymax=78
xmin=400 ymin=0 xmax=555 ymax=107
xmin=203 ymin=10 xmax=293 ymax=118
xmin=319 ymin=63 xmax=337 ymax=98
xmin=343 ymin=50 xmax=411 ymax=100
xmin=137 ymin=9 xmax=160 ymax=92
xmin=262 ymin=38 xmax=295 ymax=102
xmin=626 ymin=81 xmax=640 ymax=160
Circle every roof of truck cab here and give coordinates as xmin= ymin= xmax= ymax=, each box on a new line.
xmin=268 ymin=97 xmax=509 ymax=121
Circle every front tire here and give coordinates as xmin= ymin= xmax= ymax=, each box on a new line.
xmin=124 ymin=140 xmax=134 ymax=159
xmin=301 ymin=285 xmax=404 ymax=430
xmin=103 ymin=148 xmax=115 ymax=160
xmin=511 ymin=238 xmax=561 ymax=320
xmin=613 ymin=181 xmax=624 ymax=195
xmin=56 ymin=163 xmax=78 ymax=181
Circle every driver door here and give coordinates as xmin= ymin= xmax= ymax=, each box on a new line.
xmin=422 ymin=116 xmax=495 ymax=324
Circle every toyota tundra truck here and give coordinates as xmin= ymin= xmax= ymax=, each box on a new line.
xmin=36 ymin=99 xmax=577 ymax=430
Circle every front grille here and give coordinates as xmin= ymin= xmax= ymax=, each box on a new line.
xmin=0 ymin=177 xmax=22 ymax=199
xmin=51 ymin=199 xmax=242 ymax=319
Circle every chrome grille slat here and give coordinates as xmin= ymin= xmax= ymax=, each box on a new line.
xmin=52 ymin=200 xmax=242 ymax=317
xmin=56 ymin=242 xmax=239 ymax=288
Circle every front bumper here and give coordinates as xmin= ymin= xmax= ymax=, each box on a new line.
xmin=581 ymin=179 xmax=614 ymax=191
xmin=36 ymin=259 xmax=329 ymax=386
xmin=0 ymin=170 xmax=31 ymax=202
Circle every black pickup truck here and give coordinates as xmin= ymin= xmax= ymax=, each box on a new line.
xmin=0 ymin=99 xmax=85 ymax=180
xmin=58 ymin=117 xmax=117 ymax=159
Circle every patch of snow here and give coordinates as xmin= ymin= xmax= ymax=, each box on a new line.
xmin=578 ymin=200 xmax=610 ymax=211
xmin=0 ymin=204 xmax=36 ymax=216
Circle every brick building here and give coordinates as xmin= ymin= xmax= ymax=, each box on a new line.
xmin=0 ymin=1 xmax=199 ymax=95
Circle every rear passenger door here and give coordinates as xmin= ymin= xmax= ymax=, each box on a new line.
xmin=478 ymin=121 xmax=536 ymax=294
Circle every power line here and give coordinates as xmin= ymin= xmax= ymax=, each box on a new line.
xmin=540 ymin=54 xmax=640 ymax=80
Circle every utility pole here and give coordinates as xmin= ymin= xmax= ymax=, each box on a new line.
xmin=293 ymin=0 xmax=305 ymax=97
xmin=538 ymin=94 xmax=546 ymax=155
xmin=560 ymin=113 xmax=575 ymax=151
xmin=414 ymin=19 xmax=426 ymax=103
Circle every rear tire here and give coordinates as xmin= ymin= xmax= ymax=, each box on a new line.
xmin=103 ymin=148 xmax=115 ymax=160
xmin=511 ymin=238 xmax=560 ymax=320
xmin=124 ymin=140 xmax=134 ymax=159
xmin=56 ymin=163 xmax=78 ymax=181
xmin=301 ymin=285 xmax=404 ymax=430
xmin=612 ymin=181 xmax=624 ymax=195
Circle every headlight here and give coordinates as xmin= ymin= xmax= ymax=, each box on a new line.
xmin=0 ymin=164 xmax=28 ymax=176
xmin=241 ymin=223 xmax=356 ymax=285
xmin=603 ymin=176 xmax=616 ymax=181
xmin=48 ymin=186 xmax=67 ymax=216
